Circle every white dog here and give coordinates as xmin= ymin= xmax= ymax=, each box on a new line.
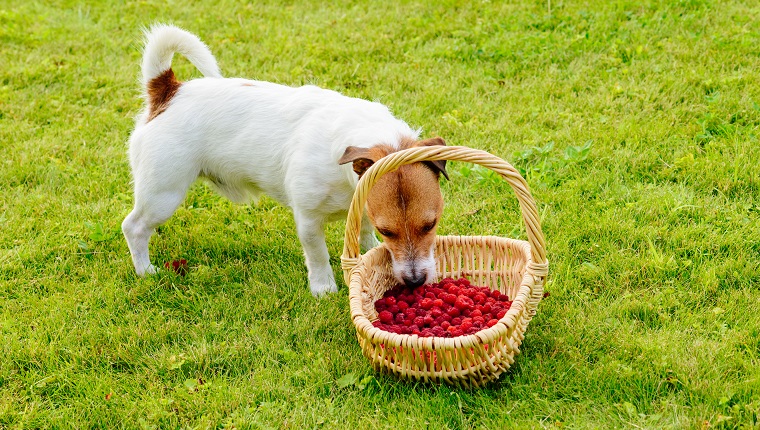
xmin=122 ymin=25 xmax=447 ymax=296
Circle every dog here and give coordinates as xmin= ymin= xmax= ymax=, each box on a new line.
xmin=122 ymin=24 xmax=448 ymax=296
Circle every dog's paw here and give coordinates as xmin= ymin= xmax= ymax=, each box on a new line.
xmin=135 ymin=264 xmax=158 ymax=277
xmin=310 ymin=278 xmax=338 ymax=298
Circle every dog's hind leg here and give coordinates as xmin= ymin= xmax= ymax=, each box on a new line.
xmin=293 ymin=210 xmax=337 ymax=297
xmin=122 ymin=166 xmax=197 ymax=276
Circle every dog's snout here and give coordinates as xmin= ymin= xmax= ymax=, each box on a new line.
xmin=402 ymin=274 xmax=427 ymax=288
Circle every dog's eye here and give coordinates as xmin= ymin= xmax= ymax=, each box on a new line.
xmin=421 ymin=222 xmax=437 ymax=233
xmin=377 ymin=228 xmax=396 ymax=239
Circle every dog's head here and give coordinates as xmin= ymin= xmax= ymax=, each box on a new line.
xmin=339 ymin=137 xmax=448 ymax=288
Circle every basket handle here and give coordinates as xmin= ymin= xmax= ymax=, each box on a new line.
xmin=340 ymin=145 xmax=548 ymax=284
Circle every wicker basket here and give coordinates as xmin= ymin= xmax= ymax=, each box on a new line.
xmin=340 ymin=145 xmax=549 ymax=387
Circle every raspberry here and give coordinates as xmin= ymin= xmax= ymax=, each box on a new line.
xmin=385 ymin=296 xmax=396 ymax=306
xmin=430 ymin=307 xmax=443 ymax=318
xmin=446 ymin=307 xmax=461 ymax=318
xmin=378 ymin=311 xmax=393 ymax=324
xmin=372 ymin=320 xmax=382 ymax=328
xmin=451 ymin=317 xmax=462 ymax=326
xmin=470 ymin=309 xmax=482 ymax=318
xmin=413 ymin=316 xmax=424 ymax=327
xmin=482 ymin=304 xmax=492 ymax=314
xmin=496 ymin=309 xmax=507 ymax=319
xmin=454 ymin=296 xmax=471 ymax=310
xmin=441 ymin=321 xmax=451 ymax=330
xmin=388 ymin=305 xmax=400 ymax=314
xmin=474 ymin=293 xmax=487 ymax=304
xmin=446 ymin=285 xmax=460 ymax=295
xmin=420 ymin=298 xmax=434 ymax=310
xmin=375 ymin=298 xmax=386 ymax=307
xmin=394 ymin=313 xmax=405 ymax=324
xmin=491 ymin=290 xmax=501 ymax=299
xmin=431 ymin=326 xmax=446 ymax=337
xmin=472 ymin=316 xmax=485 ymax=326
xmin=398 ymin=301 xmax=409 ymax=312
xmin=423 ymin=315 xmax=434 ymax=326
xmin=450 ymin=328 xmax=464 ymax=337
xmin=425 ymin=292 xmax=436 ymax=299
xmin=432 ymin=298 xmax=444 ymax=308
xmin=487 ymin=319 xmax=498 ymax=327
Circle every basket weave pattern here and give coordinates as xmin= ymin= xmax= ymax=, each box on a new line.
xmin=341 ymin=146 xmax=548 ymax=386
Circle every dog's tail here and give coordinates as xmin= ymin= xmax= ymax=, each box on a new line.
xmin=141 ymin=24 xmax=222 ymax=85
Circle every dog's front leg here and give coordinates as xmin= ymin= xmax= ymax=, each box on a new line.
xmin=360 ymin=213 xmax=380 ymax=251
xmin=293 ymin=211 xmax=337 ymax=297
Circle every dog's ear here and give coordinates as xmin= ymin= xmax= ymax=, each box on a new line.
xmin=339 ymin=146 xmax=389 ymax=177
xmin=417 ymin=137 xmax=449 ymax=181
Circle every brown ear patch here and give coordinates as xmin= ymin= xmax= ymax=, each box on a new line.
xmin=146 ymin=68 xmax=182 ymax=122
xmin=339 ymin=145 xmax=393 ymax=177
xmin=401 ymin=136 xmax=449 ymax=180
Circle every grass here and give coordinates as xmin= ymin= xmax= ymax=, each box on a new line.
xmin=1 ymin=0 xmax=759 ymax=428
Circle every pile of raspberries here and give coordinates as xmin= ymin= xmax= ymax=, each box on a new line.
xmin=372 ymin=277 xmax=512 ymax=338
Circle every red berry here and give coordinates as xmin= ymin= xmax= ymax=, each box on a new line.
xmin=423 ymin=315 xmax=434 ymax=326
xmin=375 ymin=298 xmax=387 ymax=307
xmin=431 ymin=326 xmax=446 ymax=337
xmin=441 ymin=321 xmax=451 ymax=330
xmin=450 ymin=328 xmax=464 ymax=337
xmin=491 ymin=290 xmax=501 ymax=299
xmin=451 ymin=317 xmax=462 ymax=326
xmin=430 ymin=307 xmax=443 ymax=318
xmin=487 ymin=319 xmax=498 ymax=327
xmin=473 ymin=316 xmax=485 ymax=326
xmin=470 ymin=309 xmax=482 ymax=318
xmin=395 ymin=313 xmax=405 ymax=324
xmin=454 ymin=297 xmax=469 ymax=310
xmin=385 ymin=296 xmax=396 ymax=306
xmin=372 ymin=320 xmax=382 ymax=328
xmin=447 ymin=307 xmax=461 ymax=318
xmin=378 ymin=311 xmax=393 ymax=324
xmin=496 ymin=309 xmax=507 ymax=319
xmin=425 ymin=292 xmax=436 ymax=299
xmin=398 ymin=301 xmax=409 ymax=311
xmin=432 ymin=298 xmax=444 ymax=308
xmin=413 ymin=316 xmax=424 ymax=327
xmin=420 ymin=298 xmax=434 ymax=310
xmin=421 ymin=329 xmax=434 ymax=337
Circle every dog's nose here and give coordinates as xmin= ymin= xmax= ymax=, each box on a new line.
xmin=402 ymin=274 xmax=427 ymax=288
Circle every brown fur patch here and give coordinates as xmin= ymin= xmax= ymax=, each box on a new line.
xmin=146 ymin=69 xmax=182 ymax=122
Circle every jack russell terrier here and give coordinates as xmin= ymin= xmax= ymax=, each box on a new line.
xmin=122 ymin=24 xmax=448 ymax=296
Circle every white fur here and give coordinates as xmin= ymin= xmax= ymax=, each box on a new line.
xmin=123 ymin=24 xmax=419 ymax=296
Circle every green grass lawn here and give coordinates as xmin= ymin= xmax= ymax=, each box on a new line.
xmin=2 ymin=0 xmax=759 ymax=428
